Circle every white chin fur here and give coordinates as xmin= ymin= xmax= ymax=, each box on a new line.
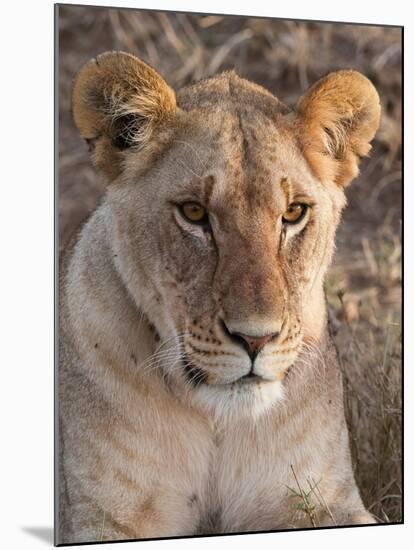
xmin=189 ymin=379 xmax=285 ymax=421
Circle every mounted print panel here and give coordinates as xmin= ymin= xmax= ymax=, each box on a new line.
xmin=56 ymin=3 xmax=402 ymax=545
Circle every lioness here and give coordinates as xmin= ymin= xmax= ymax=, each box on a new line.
xmin=58 ymin=51 xmax=380 ymax=544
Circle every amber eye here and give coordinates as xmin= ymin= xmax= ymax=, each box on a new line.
xmin=180 ymin=202 xmax=209 ymax=225
xmin=282 ymin=203 xmax=307 ymax=224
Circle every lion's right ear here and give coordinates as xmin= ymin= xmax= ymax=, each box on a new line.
xmin=72 ymin=51 xmax=177 ymax=181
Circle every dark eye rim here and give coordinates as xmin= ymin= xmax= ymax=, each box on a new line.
xmin=178 ymin=202 xmax=210 ymax=226
xmin=282 ymin=203 xmax=309 ymax=225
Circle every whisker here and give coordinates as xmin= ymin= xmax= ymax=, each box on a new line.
xmin=175 ymin=158 xmax=204 ymax=179
xmin=137 ymin=332 xmax=190 ymax=369
xmin=175 ymin=140 xmax=208 ymax=171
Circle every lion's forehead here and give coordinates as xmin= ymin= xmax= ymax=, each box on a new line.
xmin=185 ymin=118 xmax=312 ymax=224
xmin=178 ymin=69 xmax=283 ymax=105
xmin=172 ymin=108 xmax=310 ymax=209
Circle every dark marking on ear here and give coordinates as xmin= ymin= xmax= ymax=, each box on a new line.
xmin=85 ymin=137 xmax=98 ymax=153
xmin=111 ymin=113 xmax=147 ymax=150
xmin=112 ymin=135 xmax=131 ymax=150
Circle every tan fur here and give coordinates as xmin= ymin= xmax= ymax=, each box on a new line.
xmin=58 ymin=52 xmax=380 ymax=544
xmin=72 ymin=51 xmax=176 ymax=180
xmin=296 ymin=70 xmax=381 ymax=186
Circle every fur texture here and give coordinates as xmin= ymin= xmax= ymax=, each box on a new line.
xmin=58 ymin=52 xmax=380 ymax=543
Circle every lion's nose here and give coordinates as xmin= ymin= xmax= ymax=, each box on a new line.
xmin=221 ymin=321 xmax=279 ymax=360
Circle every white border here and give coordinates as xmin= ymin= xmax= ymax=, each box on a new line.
xmin=0 ymin=1 xmax=410 ymax=549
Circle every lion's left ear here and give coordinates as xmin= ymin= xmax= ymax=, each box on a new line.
xmin=295 ymin=70 xmax=381 ymax=187
xmin=72 ymin=51 xmax=177 ymax=181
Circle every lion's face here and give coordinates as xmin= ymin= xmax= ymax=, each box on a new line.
xmin=108 ymin=86 xmax=346 ymax=418
xmin=73 ymin=52 xmax=380 ymax=418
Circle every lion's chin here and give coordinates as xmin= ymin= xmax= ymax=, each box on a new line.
xmin=187 ymin=378 xmax=285 ymax=421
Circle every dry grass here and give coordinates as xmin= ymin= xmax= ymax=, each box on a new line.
xmin=58 ymin=5 xmax=402 ymax=524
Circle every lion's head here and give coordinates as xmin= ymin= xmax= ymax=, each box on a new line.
xmin=73 ymin=52 xmax=380 ymax=418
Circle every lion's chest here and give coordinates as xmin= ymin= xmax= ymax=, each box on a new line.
xmin=196 ymin=416 xmax=322 ymax=533
xmin=196 ymin=407 xmax=338 ymax=532
xmin=198 ymin=459 xmax=290 ymax=533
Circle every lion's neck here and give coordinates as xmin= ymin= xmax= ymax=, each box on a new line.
xmin=63 ymin=206 xmax=162 ymax=388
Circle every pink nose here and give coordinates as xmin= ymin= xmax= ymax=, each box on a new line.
xmin=233 ymin=332 xmax=278 ymax=358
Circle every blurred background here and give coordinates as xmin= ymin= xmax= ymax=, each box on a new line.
xmin=58 ymin=5 xmax=402 ymax=524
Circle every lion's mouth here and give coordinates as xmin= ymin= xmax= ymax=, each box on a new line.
xmin=238 ymin=372 xmax=262 ymax=382
xmin=181 ymin=353 xmax=269 ymax=387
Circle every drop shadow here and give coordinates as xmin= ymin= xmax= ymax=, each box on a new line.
xmin=22 ymin=526 xmax=54 ymax=545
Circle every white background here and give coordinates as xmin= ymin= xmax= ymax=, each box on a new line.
xmin=0 ymin=0 xmax=410 ymax=548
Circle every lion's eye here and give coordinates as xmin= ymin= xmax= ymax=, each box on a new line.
xmin=282 ymin=203 xmax=307 ymax=224
xmin=180 ymin=202 xmax=209 ymax=225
